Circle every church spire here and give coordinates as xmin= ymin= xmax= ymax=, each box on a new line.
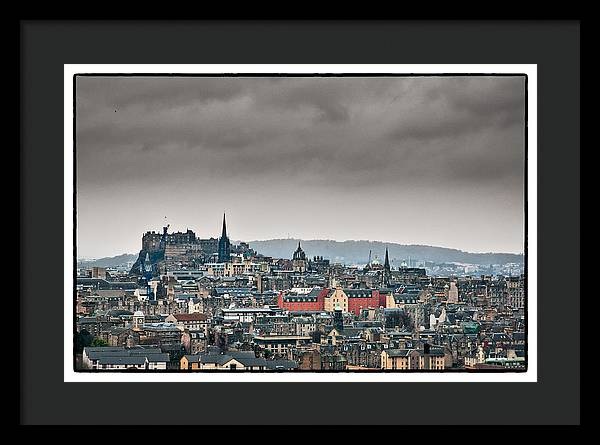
xmin=384 ymin=247 xmax=390 ymax=270
xmin=383 ymin=247 xmax=391 ymax=287
xmin=218 ymin=213 xmax=231 ymax=263
xmin=221 ymin=213 xmax=228 ymax=239
xmin=293 ymin=240 xmax=306 ymax=261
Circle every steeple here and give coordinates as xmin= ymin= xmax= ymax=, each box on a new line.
xmin=218 ymin=213 xmax=231 ymax=263
xmin=383 ymin=247 xmax=391 ymax=287
xmin=221 ymin=213 xmax=228 ymax=239
xmin=293 ymin=240 xmax=306 ymax=261
xmin=384 ymin=247 xmax=390 ymax=270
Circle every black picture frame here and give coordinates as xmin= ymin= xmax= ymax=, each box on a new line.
xmin=20 ymin=20 xmax=580 ymax=426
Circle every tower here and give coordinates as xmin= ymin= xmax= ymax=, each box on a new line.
xmin=383 ymin=247 xmax=391 ymax=287
xmin=333 ymin=307 xmax=344 ymax=332
xmin=365 ymin=249 xmax=372 ymax=270
xmin=132 ymin=311 xmax=145 ymax=330
xmin=292 ymin=241 xmax=307 ymax=273
xmin=448 ymin=281 xmax=459 ymax=303
xmin=159 ymin=221 xmax=170 ymax=250
xmin=218 ymin=213 xmax=231 ymax=263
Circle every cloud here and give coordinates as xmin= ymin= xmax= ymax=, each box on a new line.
xmin=75 ymin=75 xmax=526 ymax=256
xmin=387 ymin=77 xmax=525 ymax=142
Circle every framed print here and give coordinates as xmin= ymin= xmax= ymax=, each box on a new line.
xmin=20 ymin=20 xmax=580 ymax=426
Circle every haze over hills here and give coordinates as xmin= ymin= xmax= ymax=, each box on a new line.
xmin=247 ymin=239 xmax=523 ymax=266
xmin=77 ymin=239 xmax=523 ymax=268
xmin=77 ymin=253 xmax=138 ymax=268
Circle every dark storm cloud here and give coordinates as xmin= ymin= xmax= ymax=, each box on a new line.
xmin=254 ymin=78 xmax=355 ymax=123
xmin=76 ymin=76 xmax=525 ymax=257
xmin=78 ymin=77 xmax=246 ymax=110
xmin=77 ymin=76 xmax=524 ymax=186
xmin=387 ymin=77 xmax=524 ymax=141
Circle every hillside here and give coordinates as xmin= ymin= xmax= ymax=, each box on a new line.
xmin=247 ymin=239 xmax=523 ymax=266
xmin=78 ymin=239 xmax=523 ymax=269
xmin=76 ymin=253 xmax=138 ymax=268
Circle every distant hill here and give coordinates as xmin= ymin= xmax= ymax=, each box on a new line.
xmin=78 ymin=240 xmax=523 ymax=269
xmin=247 ymin=239 xmax=523 ymax=266
xmin=77 ymin=253 xmax=137 ymax=268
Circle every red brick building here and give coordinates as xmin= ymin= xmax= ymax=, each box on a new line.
xmin=278 ymin=287 xmax=386 ymax=315
xmin=277 ymin=288 xmax=328 ymax=312
xmin=344 ymin=289 xmax=385 ymax=316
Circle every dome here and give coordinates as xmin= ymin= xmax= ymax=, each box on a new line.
xmin=133 ymin=310 xmax=144 ymax=317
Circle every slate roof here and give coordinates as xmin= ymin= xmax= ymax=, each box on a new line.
xmin=198 ymin=353 xmax=233 ymax=366
xmin=331 ymin=328 xmax=364 ymax=338
xmin=213 ymin=288 xmax=254 ymax=296
xmin=127 ymin=347 xmax=163 ymax=355
xmin=183 ymin=354 xmax=202 ymax=363
xmin=513 ymin=332 xmax=526 ymax=341
xmin=308 ymin=288 xmax=325 ymax=297
xmin=234 ymin=356 xmax=269 ymax=368
xmin=329 ymin=289 xmax=376 ymax=298
xmin=106 ymin=309 xmax=134 ymax=317
xmin=384 ymin=349 xmax=412 ymax=357
xmin=142 ymin=323 xmax=180 ymax=332
xmin=144 ymin=353 xmax=170 ymax=363
xmin=185 ymin=351 xmax=298 ymax=369
xmin=97 ymin=356 xmax=147 ymax=366
xmin=85 ymin=346 xmax=165 ymax=362
xmin=426 ymin=348 xmax=446 ymax=357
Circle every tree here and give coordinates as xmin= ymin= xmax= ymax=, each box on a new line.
xmin=385 ymin=310 xmax=413 ymax=331
xmin=75 ymin=329 xmax=93 ymax=353
xmin=91 ymin=338 xmax=109 ymax=347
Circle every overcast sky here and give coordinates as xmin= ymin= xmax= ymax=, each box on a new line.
xmin=76 ymin=76 xmax=525 ymax=259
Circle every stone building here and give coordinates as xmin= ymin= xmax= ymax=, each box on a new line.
xmin=292 ymin=241 xmax=307 ymax=273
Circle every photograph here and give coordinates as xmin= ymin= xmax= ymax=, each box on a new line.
xmin=73 ymin=71 xmax=528 ymax=376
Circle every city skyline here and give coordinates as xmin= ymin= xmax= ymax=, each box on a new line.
xmin=76 ymin=76 xmax=525 ymax=258
xmin=76 ymin=220 xmax=526 ymax=261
